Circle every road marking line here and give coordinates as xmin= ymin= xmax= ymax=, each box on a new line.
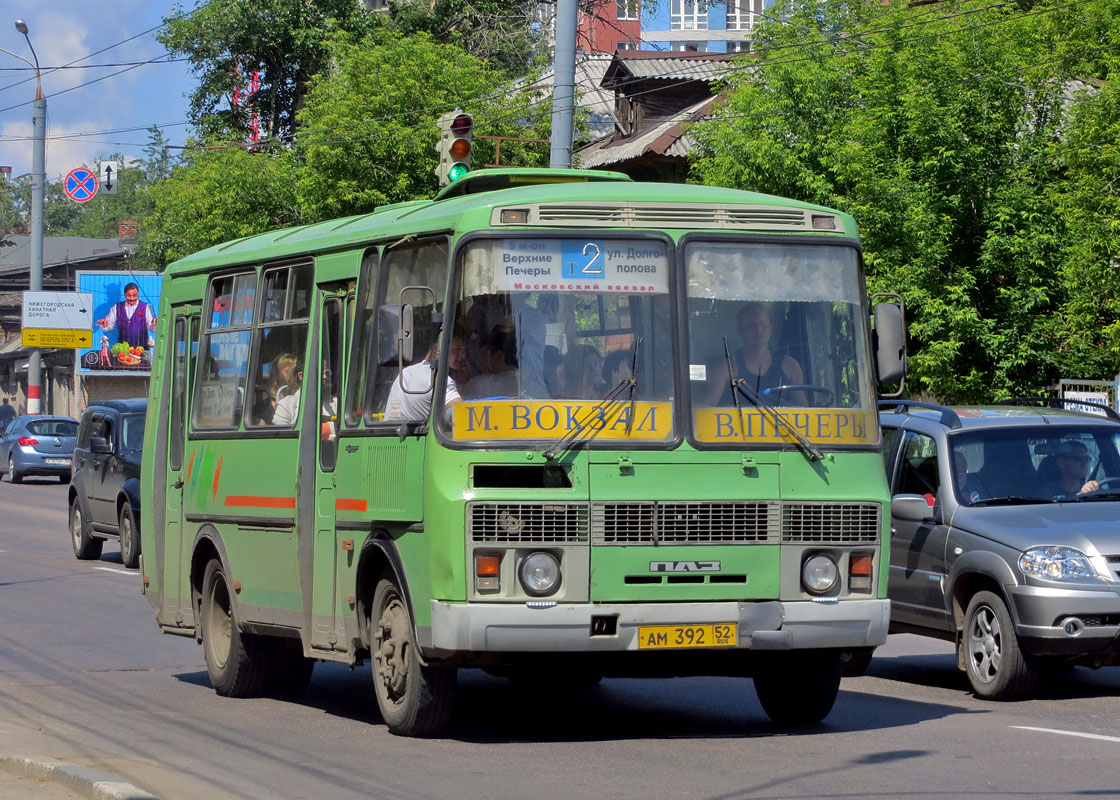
xmin=1012 ymin=725 xmax=1120 ymax=743
xmin=94 ymin=567 xmax=135 ymax=576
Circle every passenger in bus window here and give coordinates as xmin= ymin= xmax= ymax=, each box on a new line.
xmin=564 ymin=344 xmax=603 ymax=398
xmin=705 ymin=303 xmax=806 ymax=406
xmin=384 ymin=339 xmax=463 ymax=421
xmin=463 ymin=326 xmax=519 ymax=400
xmin=320 ymin=367 xmax=338 ymax=439
xmin=602 ymin=348 xmax=632 ymax=389
xmin=273 ymin=361 xmax=304 ymax=426
xmin=543 ymin=346 xmax=563 ymax=398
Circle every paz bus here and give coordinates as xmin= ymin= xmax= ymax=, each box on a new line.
xmin=136 ymin=168 xmax=906 ymax=736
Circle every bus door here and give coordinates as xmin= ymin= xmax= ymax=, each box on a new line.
xmin=309 ymin=287 xmax=347 ymax=652
xmin=164 ymin=306 xmax=199 ymax=626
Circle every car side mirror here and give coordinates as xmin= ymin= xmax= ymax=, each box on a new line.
xmin=871 ymin=293 xmax=906 ymax=398
xmin=90 ymin=436 xmax=111 ymax=454
xmin=892 ymin=493 xmax=935 ymax=522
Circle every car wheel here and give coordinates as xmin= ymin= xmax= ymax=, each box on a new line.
xmin=370 ymin=570 xmax=456 ymax=736
xmin=200 ymin=558 xmax=268 ymax=697
xmin=754 ymin=651 xmax=843 ymax=725
xmin=70 ymin=498 xmax=103 ymax=560
xmin=840 ymin=647 xmax=875 ymax=677
xmin=7 ymin=454 xmax=21 ymax=484
xmin=963 ymin=590 xmax=1039 ymax=700
xmin=118 ymin=500 xmax=140 ymax=569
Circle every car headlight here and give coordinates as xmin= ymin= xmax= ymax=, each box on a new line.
xmin=802 ymin=553 xmax=839 ymax=595
xmin=518 ymin=551 xmax=561 ymax=597
xmin=1019 ymin=546 xmax=1098 ymax=581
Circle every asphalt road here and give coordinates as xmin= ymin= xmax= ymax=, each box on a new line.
xmin=2 ymin=475 xmax=1120 ymax=800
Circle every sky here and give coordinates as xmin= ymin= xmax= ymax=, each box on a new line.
xmin=0 ymin=0 xmax=197 ymax=184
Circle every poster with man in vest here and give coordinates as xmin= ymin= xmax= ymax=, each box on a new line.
xmin=76 ymin=271 xmax=162 ymax=375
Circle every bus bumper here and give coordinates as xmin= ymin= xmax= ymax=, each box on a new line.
xmin=427 ymin=598 xmax=889 ymax=653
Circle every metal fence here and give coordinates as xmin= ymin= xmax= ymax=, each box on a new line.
xmin=1060 ymin=377 xmax=1120 ymax=415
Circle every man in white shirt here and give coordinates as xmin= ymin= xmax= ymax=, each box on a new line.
xmin=384 ymin=340 xmax=463 ymax=421
xmin=96 ymin=282 xmax=157 ymax=348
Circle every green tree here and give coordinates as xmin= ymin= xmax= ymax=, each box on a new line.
xmin=158 ymin=0 xmax=378 ymax=141
xmin=295 ymin=30 xmax=550 ymax=222
xmin=691 ymin=0 xmax=1086 ymax=401
xmin=140 ymin=144 xmax=302 ymax=266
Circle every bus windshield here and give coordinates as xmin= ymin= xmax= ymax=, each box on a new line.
xmin=685 ymin=240 xmax=877 ymax=446
xmin=444 ymin=236 xmax=674 ymax=443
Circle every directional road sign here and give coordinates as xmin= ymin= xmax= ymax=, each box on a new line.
xmin=99 ymin=161 xmax=118 ymax=195
xmin=21 ymin=291 xmax=95 ymax=349
xmin=64 ymin=167 xmax=98 ymax=203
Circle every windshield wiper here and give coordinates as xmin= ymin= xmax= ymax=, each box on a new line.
xmin=542 ymin=339 xmax=641 ymax=460
xmin=1061 ymin=491 xmax=1120 ymax=502
xmin=969 ymin=496 xmax=1053 ymax=507
xmin=722 ymin=338 xmax=823 ymax=462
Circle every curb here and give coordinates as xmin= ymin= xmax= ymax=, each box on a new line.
xmin=0 ymin=756 xmax=158 ymax=800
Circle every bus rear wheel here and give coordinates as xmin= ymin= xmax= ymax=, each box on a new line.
xmin=370 ymin=572 xmax=455 ymax=736
xmin=753 ymin=651 xmax=843 ymax=725
xmin=201 ymin=558 xmax=267 ymax=697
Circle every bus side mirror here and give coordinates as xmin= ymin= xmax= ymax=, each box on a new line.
xmin=871 ymin=294 xmax=906 ymax=398
xmin=377 ymin=303 xmax=414 ymax=367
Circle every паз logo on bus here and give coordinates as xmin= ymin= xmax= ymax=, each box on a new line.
xmin=649 ymin=560 xmax=721 ymax=573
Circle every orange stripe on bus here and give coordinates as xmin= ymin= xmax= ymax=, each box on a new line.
xmin=186 ymin=452 xmax=195 ymax=483
xmin=211 ymin=456 xmax=223 ymax=500
xmin=335 ymin=498 xmax=368 ymax=512
xmin=223 ymin=495 xmax=297 ymax=509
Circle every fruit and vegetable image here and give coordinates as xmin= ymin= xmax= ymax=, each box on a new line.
xmin=111 ymin=342 xmax=146 ymax=365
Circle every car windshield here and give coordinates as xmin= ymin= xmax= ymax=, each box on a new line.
xmin=27 ymin=420 xmax=77 ymax=437
xmin=122 ymin=413 xmax=146 ymax=452
xmin=950 ymin=424 xmax=1120 ymax=505
xmin=684 ymin=240 xmax=877 ymax=447
xmin=441 ymin=236 xmax=674 ymax=444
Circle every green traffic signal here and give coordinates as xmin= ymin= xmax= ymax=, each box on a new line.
xmin=448 ymin=163 xmax=469 ymax=182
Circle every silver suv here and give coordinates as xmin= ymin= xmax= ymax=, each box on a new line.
xmin=880 ymin=399 xmax=1120 ymax=699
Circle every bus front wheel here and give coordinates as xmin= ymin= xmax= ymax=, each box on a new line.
xmin=753 ymin=652 xmax=843 ymax=725
xmin=370 ymin=572 xmax=456 ymax=736
xmin=201 ymin=558 xmax=268 ymax=697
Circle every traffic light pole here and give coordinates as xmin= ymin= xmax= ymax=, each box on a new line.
xmin=550 ymin=0 xmax=577 ymax=169
xmin=27 ymin=90 xmax=44 ymax=414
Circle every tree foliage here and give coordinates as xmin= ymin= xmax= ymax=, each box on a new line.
xmin=692 ymin=0 xmax=1117 ymax=401
xmin=295 ymin=30 xmax=549 ymax=221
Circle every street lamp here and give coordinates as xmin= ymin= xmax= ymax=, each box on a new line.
xmin=1 ymin=20 xmax=45 ymax=414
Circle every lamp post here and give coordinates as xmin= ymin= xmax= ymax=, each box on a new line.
xmin=2 ymin=20 xmax=45 ymax=414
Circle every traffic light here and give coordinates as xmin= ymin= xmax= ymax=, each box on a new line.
xmin=435 ymin=111 xmax=473 ymax=186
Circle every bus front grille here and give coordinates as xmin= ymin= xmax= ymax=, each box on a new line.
xmin=781 ymin=503 xmax=881 ymax=544
xmin=591 ymin=501 xmax=780 ymax=545
xmin=468 ymin=502 xmax=589 ymax=544
xmin=496 ymin=203 xmax=819 ymax=231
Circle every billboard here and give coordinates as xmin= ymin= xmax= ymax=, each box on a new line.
xmin=75 ymin=270 xmax=162 ymax=376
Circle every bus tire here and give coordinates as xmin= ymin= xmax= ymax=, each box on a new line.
xmin=264 ymin=641 xmax=315 ymax=698
xmin=118 ymin=500 xmax=140 ymax=569
xmin=70 ymin=498 xmax=103 ymax=560
xmin=963 ymin=591 xmax=1038 ymax=700
xmin=201 ymin=558 xmax=267 ymax=698
xmin=753 ymin=652 xmax=843 ymax=725
xmin=370 ymin=572 xmax=456 ymax=736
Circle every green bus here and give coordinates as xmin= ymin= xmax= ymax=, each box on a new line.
xmin=138 ymin=168 xmax=905 ymax=736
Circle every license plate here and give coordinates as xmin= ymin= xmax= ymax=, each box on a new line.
xmin=44 ymin=458 xmax=71 ymax=466
xmin=637 ymin=623 xmax=737 ymax=650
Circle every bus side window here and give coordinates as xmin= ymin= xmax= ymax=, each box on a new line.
xmin=193 ymin=271 xmax=255 ymax=430
xmin=246 ymin=263 xmax=313 ymax=427
xmin=345 ymin=249 xmax=380 ymax=427
xmin=366 ymin=239 xmax=449 ymax=423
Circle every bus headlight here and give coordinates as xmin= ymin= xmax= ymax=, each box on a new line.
xmin=519 ymin=551 xmax=561 ymax=597
xmin=802 ymin=553 xmax=839 ymax=595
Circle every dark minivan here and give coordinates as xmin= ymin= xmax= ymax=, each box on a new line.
xmin=69 ymin=398 xmax=147 ymax=568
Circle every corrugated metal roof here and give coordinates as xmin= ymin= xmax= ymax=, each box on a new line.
xmin=576 ymin=95 xmax=716 ymax=168
xmin=0 ymin=235 xmax=125 ymax=270
xmin=609 ymin=57 xmax=734 ymax=83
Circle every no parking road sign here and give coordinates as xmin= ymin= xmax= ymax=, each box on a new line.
xmin=64 ymin=167 xmax=98 ymax=202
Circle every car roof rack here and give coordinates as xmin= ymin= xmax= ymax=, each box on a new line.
xmin=877 ymin=399 xmax=962 ymax=429
xmin=998 ymin=397 xmax=1120 ymax=423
